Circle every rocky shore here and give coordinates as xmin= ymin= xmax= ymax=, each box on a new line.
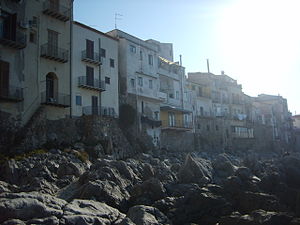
xmin=1 ymin=147 xmax=300 ymax=225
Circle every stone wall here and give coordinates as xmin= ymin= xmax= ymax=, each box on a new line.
xmin=160 ymin=130 xmax=195 ymax=152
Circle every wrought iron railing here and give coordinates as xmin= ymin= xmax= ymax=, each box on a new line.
xmin=43 ymin=0 xmax=70 ymax=21
xmin=81 ymin=50 xmax=101 ymax=64
xmin=162 ymin=120 xmax=193 ymax=129
xmin=82 ymin=106 xmax=116 ymax=117
xmin=40 ymin=43 xmax=69 ymax=62
xmin=41 ymin=91 xmax=70 ymax=107
xmin=0 ymin=30 xmax=27 ymax=48
xmin=0 ymin=86 xmax=23 ymax=101
xmin=78 ymin=76 xmax=105 ymax=90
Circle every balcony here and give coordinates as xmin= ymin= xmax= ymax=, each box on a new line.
xmin=41 ymin=91 xmax=70 ymax=107
xmin=78 ymin=76 xmax=105 ymax=92
xmin=43 ymin=0 xmax=70 ymax=22
xmin=0 ymin=86 xmax=23 ymax=102
xmin=161 ymin=120 xmax=193 ymax=131
xmin=40 ymin=43 xmax=69 ymax=63
xmin=81 ymin=50 xmax=101 ymax=65
xmin=141 ymin=115 xmax=162 ymax=127
xmin=0 ymin=30 xmax=26 ymax=49
xmin=82 ymin=106 xmax=116 ymax=117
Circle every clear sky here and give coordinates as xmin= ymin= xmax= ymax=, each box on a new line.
xmin=74 ymin=0 xmax=300 ymax=115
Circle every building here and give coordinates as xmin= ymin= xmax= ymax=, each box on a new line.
xmin=107 ymin=29 xmax=163 ymax=146
xmin=71 ymin=22 xmax=119 ymax=118
xmin=293 ymin=115 xmax=300 ymax=128
xmin=0 ymin=0 xmax=73 ymax=124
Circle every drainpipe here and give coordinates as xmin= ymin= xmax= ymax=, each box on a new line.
xmin=69 ymin=1 xmax=74 ymax=118
xmin=99 ymin=38 xmax=102 ymax=116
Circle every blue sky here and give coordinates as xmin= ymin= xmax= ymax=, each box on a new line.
xmin=74 ymin=0 xmax=300 ymax=115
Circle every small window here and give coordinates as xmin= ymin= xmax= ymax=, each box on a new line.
xmin=138 ymin=77 xmax=143 ymax=86
xmin=192 ymin=85 xmax=196 ymax=90
xmin=154 ymin=111 xmax=159 ymax=120
xmin=29 ymin=31 xmax=36 ymax=43
xmin=206 ymin=125 xmax=210 ymax=131
xmin=76 ymin=96 xmax=82 ymax=106
xmin=149 ymin=80 xmax=153 ymax=89
xmin=105 ymin=77 xmax=110 ymax=84
xmin=216 ymin=125 xmax=219 ymax=131
xmin=176 ymin=91 xmax=179 ymax=100
xmin=148 ymin=54 xmax=153 ymax=65
xmin=140 ymin=50 xmax=143 ymax=60
xmin=130 ymin=45 xmax=136 ymax=53
xmin=130 ymin=78 xmax=135 ymax=88
xmin=197 ymin=123 xmax=201 ymax=129
xmin=100 ymin=48 xmax=106 ymax=58
xmin=110 ymin=58 xmax=115 ymax=68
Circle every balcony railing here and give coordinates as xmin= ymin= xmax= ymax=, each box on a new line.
xmin=0 ymin=86 xmax=23 ymax=102
xmin=41 ymin=91 xmax=70 ymax=107
xmin=82 ymin=106 xmax=116 ymax=117
xmin=81 ymin=50 xmax=101 ymax=65
xmin=162 ymin=120 xmax=193 ymax=130
xmin=141 ymin=115 xmax=162 ymax=127
xmin=43 ymin=0 xmax=70 ymax=22
xmin=0 ymin=30 xmax=26 ymax=49
xmin=78 ymin=76 xmax=105 ymax=92
xmin=40 ymin=43 xmax=69 ymax=63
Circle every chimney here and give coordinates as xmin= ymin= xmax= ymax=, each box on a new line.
xmin=179 ymin=54 xmax=182 ymax=66
xmin=206 ymin=59 xmax=210 ymax=73
xmin=221 ymin=70 xmax=225 ymax=75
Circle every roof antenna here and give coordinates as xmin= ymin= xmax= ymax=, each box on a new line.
xmin=206 ymin=59 xmax=210 ymax=73
xmin=115 ymin=13 xmax=123 ymax=29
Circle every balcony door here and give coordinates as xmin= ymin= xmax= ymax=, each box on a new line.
xmin=86 ymin=39 xmax=94 ymax=59
xmin=1 ymin=12 xmax=17 ymax=41
xmin=46 ymin=73 xmax=58 ymax=102
xmin=0 ymin=60 xmax=9 ymax=97
xmin=168 ymin=112 xmax=175 ymax=127
xmin=49 ymin=0 xmax=59 ymax=11
xmin=86 ymin=66 xmax=94 ymax=86
xmin=48 ymin=30 xmax=58 ymax=57
xmin=91 ymin=96 xmax=98 ymax=115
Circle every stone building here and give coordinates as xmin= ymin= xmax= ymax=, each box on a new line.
xmin=0 ymin=0 xmax=73 ymax=124
xmin=106 ymin=29 xmax=163 ymax=146
xmin=71 ymin=22 xmax=119 ymax=118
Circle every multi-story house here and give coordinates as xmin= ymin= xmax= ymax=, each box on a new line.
xmin=0 ymin=0 xmax=73 ymax=124
xmin=72 ymin=22 xmax=119 ymax=118
xmin=107 ymin=30 xmax=163 ymax=146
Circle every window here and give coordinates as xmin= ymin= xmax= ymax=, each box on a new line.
xmin=29 ymin=31 xmax=36 ymax=43
xmin=86 ymin=39 xmax=94 ymax=59
xmin=0 ymin=60 xmax=10 ymax=97
xmin=154 ymin=111 xmax=159 ymax=120
xmin=149 ymin=80 xmax=153 ymax=89
xmin=130 ymin=45 xmax=136 ymax=53
xmin=176 ymin=91 xmax=179 ymax=99
xmin=48 ymin=29 xmax=58 ymax=48
xmin=216 ymin=125 xmax=219 ymax=131
xmin=86 ymin=66 xmax=94 ymax=86
xmin=206 ymin=125 xmax=210 ymax=131
xmin=100 ymin=48 xmax=106 ymax=58
xmin=140 ymin=50 xmax=143 ymax=60
xmin=138 ymin=77 xmax=143 ymax=86
xmin=105 ymin=76 xmax=110 ymax=84
xmin=76 ymin=95 xmax=82 ymax=106
xmin=110 ymin=58 xmax=115 ymax=68
xmin=200 ymin=107 xmax=204 ymax=116
xmin=141 ymin=101 xmax=144 ymax=113
xmin=168 ymin=112 xmax=175 ymax=126
xmin=130 ymin=78 xmax=135 ymax=88
xmin=0 ymin=12 xmax=17 ymax=42
xmin=148 ymin=54 xmax=153 ymax=65
xmin=192 ymin=85 xmax=196 ymax=90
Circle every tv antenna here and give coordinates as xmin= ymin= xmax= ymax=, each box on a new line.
xmin=115 ymin=13 xmax=123 ymax=29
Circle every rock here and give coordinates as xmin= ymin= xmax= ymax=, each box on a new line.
xmin=166 ymin=183 xmax=200 ymax=197
xmin=235 ymin=167 xmax=253 ymax=181
xmin=2 ymin=219 xmax=26 ymax=225
xmin=73 ymin=142 xmax=85 ymax=151
xmin=27 ymin=216 xmax=59 ymax=225
xmin=77 ymin=179 xmax=129 ymax=211
xmin=178 ymin=154 xmax=212 ymax=185
xmin=281 ymin=156 xmax=300 ymax=188
xmin=60 ymin=199 xmax=125 ymax=225
xmin=213 ymin=153 xmax=237 ymax=178
xmin=57 ymin=162 xmax=84 ymax=178
xmin=142 ymin=163 xmax=155 ymax=180
xmin=126 ymin=205 xmax=171 ymax=225
xmin=0 ymin=181 xmax=18 ymax=194
xmin=131 ymin=178 xmax=166 ymax=205
xmin=0 ymin=192 xmax=67 ymax=223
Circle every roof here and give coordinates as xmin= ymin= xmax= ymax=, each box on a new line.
xmin=73 ymin=21 xmax=118 ymax=41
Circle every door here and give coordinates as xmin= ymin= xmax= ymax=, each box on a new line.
xmin=46 ymin=76 xmax=54 ymax=100
xmin=86 ymin=66 xmax=94 ymax=86
xmin=48 ymin=30 xmax=58 ymax=57
xmin=49 ymin=0 xmax=59 ymax=11
xmin=0 ymin=61 xmax=9 ymax=97
xmin=92 ymin=96 xmax=98 ymax=115
xmin=86 ymin=39 xmax=94 ymax=59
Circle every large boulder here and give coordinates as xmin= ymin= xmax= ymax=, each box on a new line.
xmin=0 ymin=192 xmax=66 ymax=223
xmin=60 ymin=199 xmax=125 ymax=225
xmin=213 ymin=153 xmax=237 ymax=179
xmin=125 ymin=205 xmax=171 ymax=225
xmin=178 ymin=154 xmax=212 ymax=185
